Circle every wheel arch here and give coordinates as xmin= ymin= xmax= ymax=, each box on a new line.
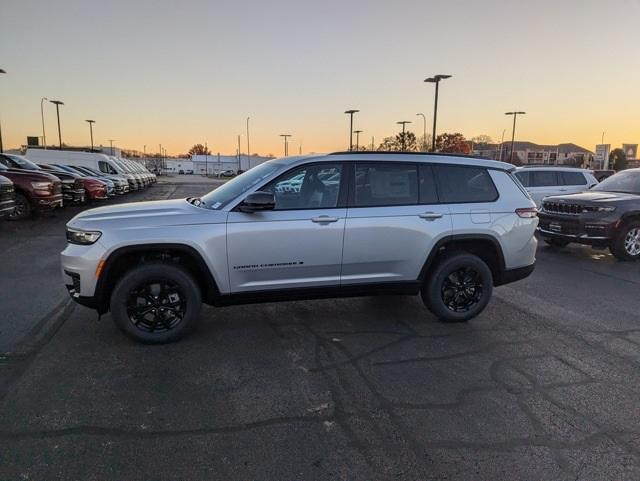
xmin=418 ymin=234 xmax=507 ymax=286
xmin=95 ymin=243 xmax=220 ymax=314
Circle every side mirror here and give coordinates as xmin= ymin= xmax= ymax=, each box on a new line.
xmin=239 ymin=191 xmax=276 ymax=213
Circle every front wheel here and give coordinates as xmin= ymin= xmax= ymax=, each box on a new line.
xmin=421 ymin=253 xmax=493 ymax=323
xmin=110 ymin=262 xmax=202 ymax=343
xmin=610 ymin=222 xmax=640 ymax=261
xmin=8 ymin=193 xmax=32 ymax=220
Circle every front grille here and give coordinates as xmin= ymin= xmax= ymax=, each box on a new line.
xmin=53 ymin=181 xmax=62 ymax=194
xmin=74 ymin=179 xmax=84 ymax=189
xmin=61 ymin=180 xmax=75 ymax=190
xmin=542 ymin=201 xmax=583 ymax=215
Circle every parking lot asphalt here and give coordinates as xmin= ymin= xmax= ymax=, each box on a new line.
xmin=2 ymin=180 xmax=640 ymax=480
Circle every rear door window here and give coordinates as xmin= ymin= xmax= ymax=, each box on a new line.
xmin=434 ymin=165 xmax=498 ymax=203
xmin=352 ymin=163 xmax=418 ymax=207
xmin=561 ymin=171 xmax=587 ymax=186
xmin=418 ymin=164 xmax=438 ymax=204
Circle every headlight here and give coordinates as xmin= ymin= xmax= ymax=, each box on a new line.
xmin=31 ymin=181 xmax=52 ymax=190
xmin=66 ymin=228 xmax=102 ymax=245
xmin=582 ymin=206 xmax=616 ymax=213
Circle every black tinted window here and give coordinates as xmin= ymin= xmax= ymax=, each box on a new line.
xmin=434 ymin=165 xmax=498 ymax=203
xmin=561 ymin=171 xmax=587 ymax=185
xmin=514 ymin=171 xmax=531 ymax=187
xmin=354 ymin=163 xmax=418 ymax=207
xmin=263 ymin=163 xmax=342 ymax=210
xmin=419 ymin=164 xmax=438 ymax=203
xmin=531 ymin=171 xmax=560 ymax=187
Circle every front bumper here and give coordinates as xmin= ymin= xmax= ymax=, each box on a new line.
xmin=63 ymin=188 xmax=86 ymax=204
xmin=537 ymin=212 xmax=614 ymax=246
xmin=61 ymin=242 xmax=106 ymax=309
xmin=34 ymin=193 xmax=63 ymax=210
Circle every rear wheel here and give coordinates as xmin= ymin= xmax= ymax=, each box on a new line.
xmin=8 ymin=193 xmax=31 ymax=220
xmin=610 ymin=221 xmax=640 ymax=261
xmin=421 ymin=253 xmax=493 ymax=323
xmin=110 ymin=263 xmax=202 ymax=343
xmin=543 ymin=237 xmax=570 ymax=248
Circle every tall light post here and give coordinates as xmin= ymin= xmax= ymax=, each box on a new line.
xmin=49 ymin=100 xmax=64 ymax=149
xmin=40 ymin=97 xmax=48 ymax=149
xmin=424 ymin=74 xmax=451 ymax=151
xmin=416 ymin=113 xmax=427 ymax=151
xmin=505 ymin=111 xmax=526 ymax=163
xmin=246 ymin=117 xmax=251 ymax=162
xmin=397 ymin=120 xmax=412 ymax=151
xmin=85 ymin=119 xmax=95 ymax=150
xmin=108 ymin=139 xmax=116 ymax=156
xmin=353 ymin=130 xmax=363 ymax=151
xmin=280 ymin=134 xmax=291 ymax=156
xmin=344 ymin=109 xmax=359 ymax=151
xmin=497 ymin=128 xmax=506 ymax=160
xmin=0 ymin=68 xmax=5 ymax=153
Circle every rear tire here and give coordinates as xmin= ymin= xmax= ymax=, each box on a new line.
xmin=421 ymin=253 xmax=493 ymax=323
xmin=8 ymin=193 xmax=31 ymax=220
xmin=543 ymin=237 xmax=569 ymax=248
xmin=110 ymin=262 xmax=202 ymax=344
xmin=610 ymin=221 xmax=640 ymax=261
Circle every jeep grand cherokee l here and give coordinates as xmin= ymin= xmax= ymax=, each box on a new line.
xmin=61 ymin=152 xmax=538 ymax=344
xmin=538 ymin=168 xmax=640 ymax=260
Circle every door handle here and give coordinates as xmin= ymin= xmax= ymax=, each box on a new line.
xmin=419 ymin=212 xmax=443 ymax=220
xmin=311 ymin=215 xmax=339 ymax=223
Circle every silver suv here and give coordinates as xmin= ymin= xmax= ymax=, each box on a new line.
xmin=61 ymin=152 xmax=538 ymax=343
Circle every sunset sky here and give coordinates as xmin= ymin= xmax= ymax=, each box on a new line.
xmin=1 ymin=0 xmax=639 ymax=156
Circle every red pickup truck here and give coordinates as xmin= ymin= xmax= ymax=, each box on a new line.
xmin=0 ymin=161 xmax=63 ymax=219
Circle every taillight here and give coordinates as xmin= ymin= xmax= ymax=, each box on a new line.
xmin=516 ymin=207 xmax=538 ymax=218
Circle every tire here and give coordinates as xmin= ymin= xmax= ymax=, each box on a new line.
xmin=109 ymin=262 xmax=202 ymax=344
xmin=421 ymin=253 xmax=493 ymax=323
xmin=543 ymin=237 xmax=569 ymax=248
xmin=8 ymin=193 xmax=31 ymax=220
xmin=610 ymin=221 xmax=640 ymax=261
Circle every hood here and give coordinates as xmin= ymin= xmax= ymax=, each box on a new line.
xmin=0 ymin=168 xmax=61 ymax=183
xmin=544 ymin=191 xmax=639 ymax=203
xmin=68 ymin=198 xmax=227 ymax=229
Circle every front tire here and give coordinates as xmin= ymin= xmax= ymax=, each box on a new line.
xmin=610 ymin=221 xmax=640 ymax=261
xmin=110 ymin=262 xmax=202 ymax=344
xmin=8 ymin=193 xmax=31 ymax=220
xmin=421 ymin=253 xmax=493 ymax=323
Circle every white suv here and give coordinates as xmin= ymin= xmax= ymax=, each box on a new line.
xmin=514 ymin=166 xmax=598 ymax=207
xmin=61 ymin=152 xmax=538 ymax=343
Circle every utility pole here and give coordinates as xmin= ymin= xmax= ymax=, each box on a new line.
xmin=424 ymin=74 xmax=451 ymax=151
xmin=353 ymin=130 xmax=363 ymax=151
xmin=396 ymin=121 xmax=411 ymax=151
xmin=344 ymin=109 xmax=359 ymax=151
xmin=246 ymin=117 xmax=251 ymax=164
xmin=280 ymin=134 xmax=291 ymax=156
xmin=85 ymin=120 xmax=95 ymax=150
xmin=40 ymin=97 xmax=48 ymax=149
xmin=50 ymin=99 xmax=65 ymax=149
xmin=108 ymin=139 xmax=116 ymax=156
xmin=0 ymin=68 xmax=5 ymax=153
xmin=416 ymin=113 xmax=427 ymax=151
xmin=237 ymin=135 xmax=241 ymax=171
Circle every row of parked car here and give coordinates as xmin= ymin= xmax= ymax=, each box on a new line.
xmin=0 ymin=150 xmax=156 ymax=220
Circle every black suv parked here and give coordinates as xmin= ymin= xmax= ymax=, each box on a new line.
xmin=538 ymin=168 xmax=640 ymax=260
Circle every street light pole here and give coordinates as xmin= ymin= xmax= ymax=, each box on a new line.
xmin=353 ymin=130 xmax=363 ymax=151
xmin=497 ymin=128 xmax=506 ymax=160
xmin=108 ymin=139 xmax=116 ymax=156
xmin=280 ymin=134 xmax=291 ymax=156
xmin=424 ymin=74 xmax=451 ymax=151
xmin=344 ymin=109 xmax=359 ymax=151
xmin=505 ymin=111 xmax=526 ymax=163
xmin=85 ymin=119 xmax=95 ymax=150
xmin=246 ymin=117 xmax=250 ymax=164
xmin=49 ymin=100 xmax=64 ymax=149
xmin=416 ymin=113 xmax=427 ymax=151
xmin=41 ymin=97 xmax=48 ymax=149
xmin=396 ymin=121 xmax=411 ymax=151
xmin=0 ymin=68 xmax=6 ymax=153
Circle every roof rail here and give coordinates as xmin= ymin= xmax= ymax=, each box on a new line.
xmin=328 ymin=151 xmax=495 ymax=161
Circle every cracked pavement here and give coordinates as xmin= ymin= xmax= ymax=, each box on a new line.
xmin=1 ymin=180 xmax=640 ymax=480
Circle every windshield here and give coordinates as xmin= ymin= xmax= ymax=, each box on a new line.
xmin=7 ymin=155 xmax=41 ymax=170
xmin=200 ymin=161 xmax=284 ymax=209
xmin=592 ymin=170 xmax=640 ymax=194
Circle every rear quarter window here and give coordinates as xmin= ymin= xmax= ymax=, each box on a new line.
xmin=434 ymin=165 xmax=498 ymax=203
xmin=561 ymin=171 xmax=588 ymax=186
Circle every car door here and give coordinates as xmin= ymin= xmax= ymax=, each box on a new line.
xmin=529 ymin=170 xmax=561 ymax=207
xmin=226 ymin=162 xmax=347 ymax=293
xmin=560 ymin=171 xmax=590 ymax=195
xmin=341 ymin=162 xmax=451 ymax=285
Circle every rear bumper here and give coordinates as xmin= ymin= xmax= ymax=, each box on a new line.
xmin=495 ymin=262 xmax=535 ymax=286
